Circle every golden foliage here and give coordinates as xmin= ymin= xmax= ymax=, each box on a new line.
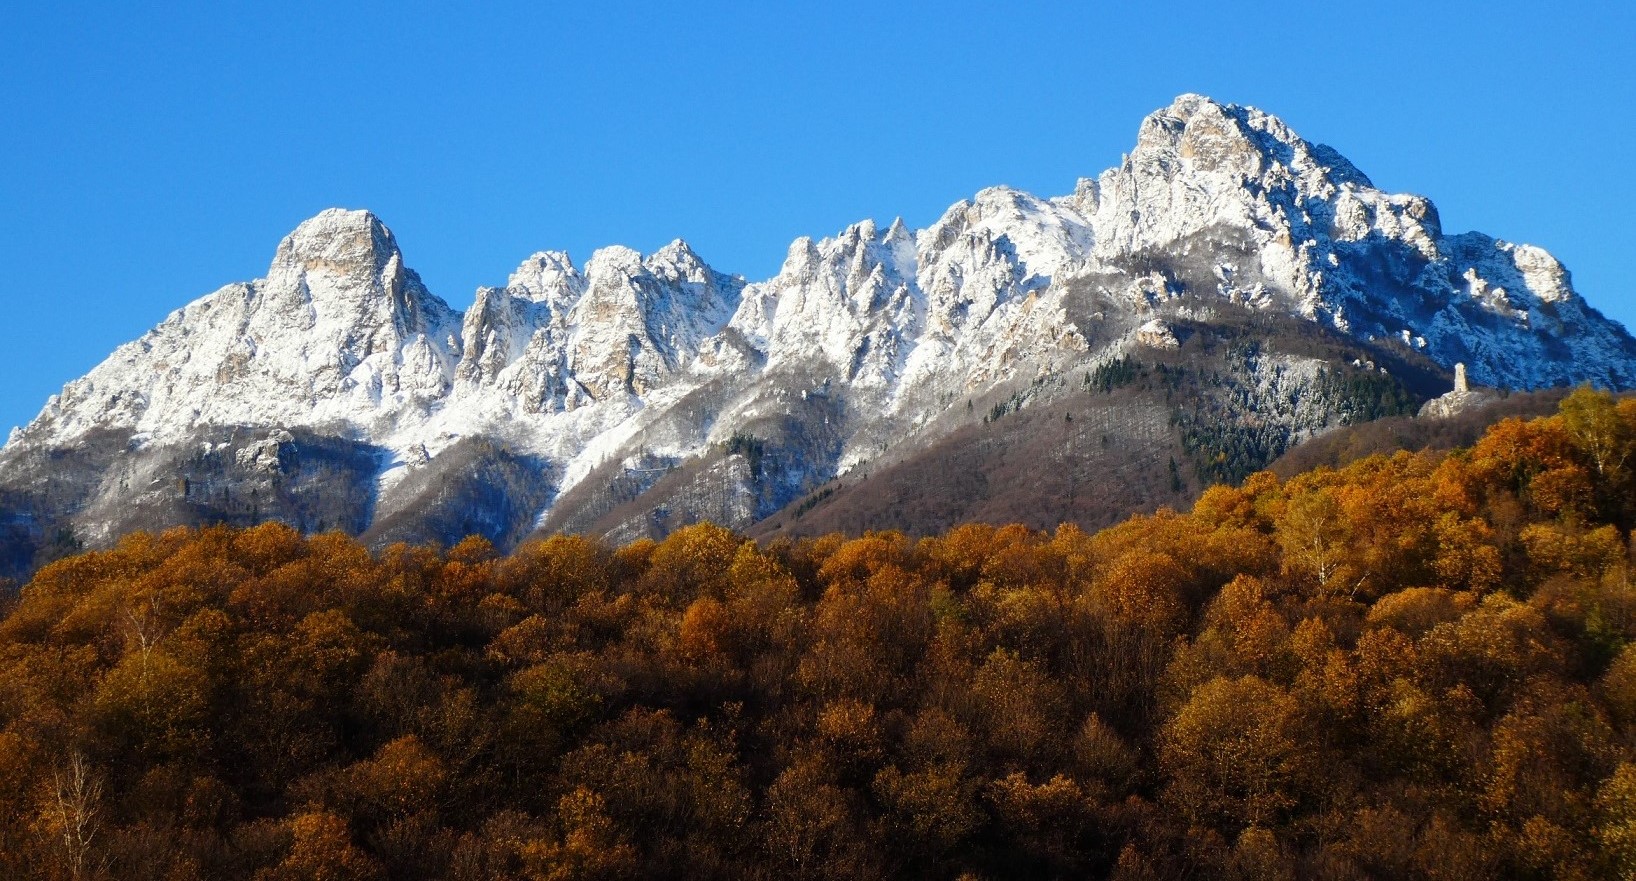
xmin=0 ymin=392 xmax=1632 ymax=877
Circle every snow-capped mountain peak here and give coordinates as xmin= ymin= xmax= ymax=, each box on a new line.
xmin=506 ymin=250 xmax=584 ymax=305
xmin=5 ymin=95 xmax=1634 ymax=561
xmin=15 ymin=208 xmax=464 ymax=451
xmin=274 ymin=208 xmax=399 ymax=278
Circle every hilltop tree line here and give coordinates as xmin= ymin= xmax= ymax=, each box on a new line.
xmin=1 ymin=388 xmax=1636 ymax=879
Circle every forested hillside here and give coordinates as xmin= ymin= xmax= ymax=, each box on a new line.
xmin=2 ymin=389 xmax=1635 ymax=880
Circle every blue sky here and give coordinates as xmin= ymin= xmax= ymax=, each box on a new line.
xmin=3 ymin=1 xmax=1633 ymax=435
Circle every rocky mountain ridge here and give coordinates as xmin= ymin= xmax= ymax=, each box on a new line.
xmin=3 ymin=94 xmax=1633 ymax=570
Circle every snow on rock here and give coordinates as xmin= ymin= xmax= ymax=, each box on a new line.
xmin=234 ymin=429 xmax=294 ymax=472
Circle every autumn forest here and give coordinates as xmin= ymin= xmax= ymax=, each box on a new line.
xmin=3 ymin=389 xmax=1636 ymax=879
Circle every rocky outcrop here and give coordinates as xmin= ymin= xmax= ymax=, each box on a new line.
xmin=1420 ymin=363 xmax=1498 ymax=419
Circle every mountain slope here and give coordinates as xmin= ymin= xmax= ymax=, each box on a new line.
xmin=3 ymin=94 xmax=1633 ymax=571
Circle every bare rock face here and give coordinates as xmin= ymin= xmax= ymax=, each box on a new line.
xmin=3 ymin=96 xmax=1635 ymax=567
xmin=1136 ymin=319 xmax=1181 ymax=350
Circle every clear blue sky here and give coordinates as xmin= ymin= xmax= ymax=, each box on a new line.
xmin=3 ymin=1 xmax=1633 ymax=436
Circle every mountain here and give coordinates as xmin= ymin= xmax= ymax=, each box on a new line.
xmin=3 ymin=94 xmax=1634 ymax=574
